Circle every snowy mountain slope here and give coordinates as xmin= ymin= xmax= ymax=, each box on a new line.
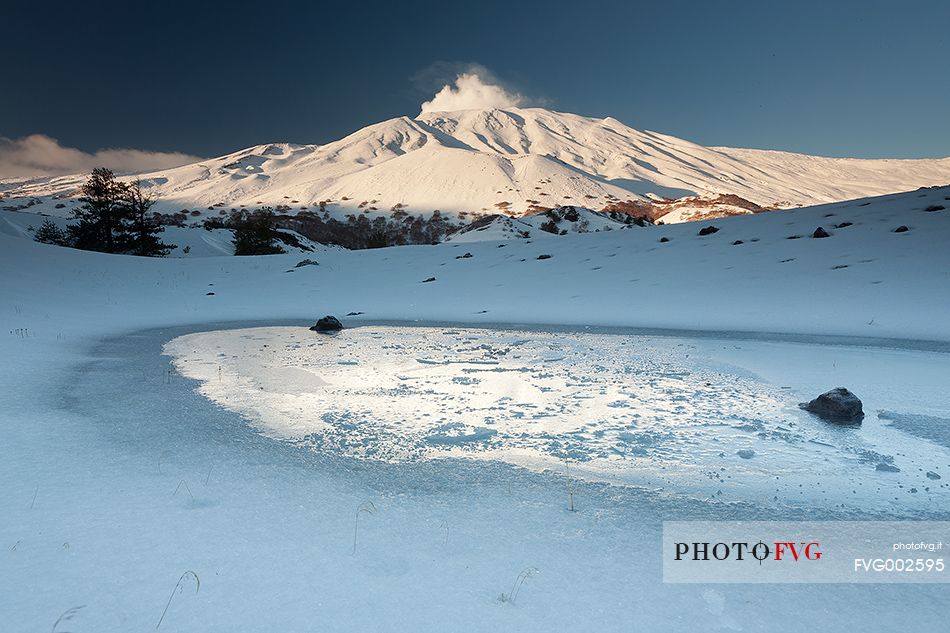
xmin=3 ymin=108 xmax=949 ymax=228
xmin=445 ymin=206 xmax=642 ymax=242
xmin=634 ymin=193 xmax=761 ymax=223
xmin=444 ymin=214 xmax=540 ymax=242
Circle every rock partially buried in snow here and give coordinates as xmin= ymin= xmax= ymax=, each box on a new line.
xmin=812 ymin=227 xmax=830 ymax=238
xmin=799 ymin=387 xmax=864 ymax=424
xmin=310 ymin=316 xmax=343 ymax=332
xmin=698 ymin=225 xmax=719 ymax=236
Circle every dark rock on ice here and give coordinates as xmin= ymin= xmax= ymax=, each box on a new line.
xmin=812 ymin=227 xmax=830 ymax=238
xmin=894 ymin=225 xmax=909 ymax=233
xmin=698 ymin=225 xmax=719 ymax=236
xmin=799 ymin=387 xmax=864 ymax=423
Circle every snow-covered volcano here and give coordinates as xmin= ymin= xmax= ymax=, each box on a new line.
xmin=3 ymin=107 xmax=950 ymax=224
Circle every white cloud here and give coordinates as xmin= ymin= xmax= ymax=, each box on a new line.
xmin=0 ymin=134 xmax=201 ymax=179
xmin=419 ymin=72 xmax=525 ymax=114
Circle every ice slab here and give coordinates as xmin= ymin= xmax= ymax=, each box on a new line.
xmin=165 ymin=325 xmax=950 ymax=512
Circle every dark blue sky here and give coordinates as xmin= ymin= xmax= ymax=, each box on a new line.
xmin=3 ymin=0 xmax=948 ymax=159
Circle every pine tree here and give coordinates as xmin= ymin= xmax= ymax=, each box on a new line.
xmin=231 ymin=209 xmax=285 ymax=255
xmin=425 ymin=209 xmax=449 ymax=243
xmin=120 ymin=180 xmax=175 ymax=257
xmin=63 ymin=169 xmax=175 ymax=257
xmin=33 ymin=219 xmax=71 ymax=246
xmin=66 ymin=168 xmax=129 ymax=253
xmin=366 ymin=215 xmax=394 ymax=248
xmin=366 ymin=230 xmax=388 ymax=248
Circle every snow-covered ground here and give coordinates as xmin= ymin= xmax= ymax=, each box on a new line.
xmin=2 ymin=184 xmax=948 ymax=339
xmin=2 ymin=184 xmax=949 ymax=630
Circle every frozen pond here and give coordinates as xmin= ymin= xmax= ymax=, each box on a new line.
xmin=165 ymin=325 xmax=950 ymax=515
